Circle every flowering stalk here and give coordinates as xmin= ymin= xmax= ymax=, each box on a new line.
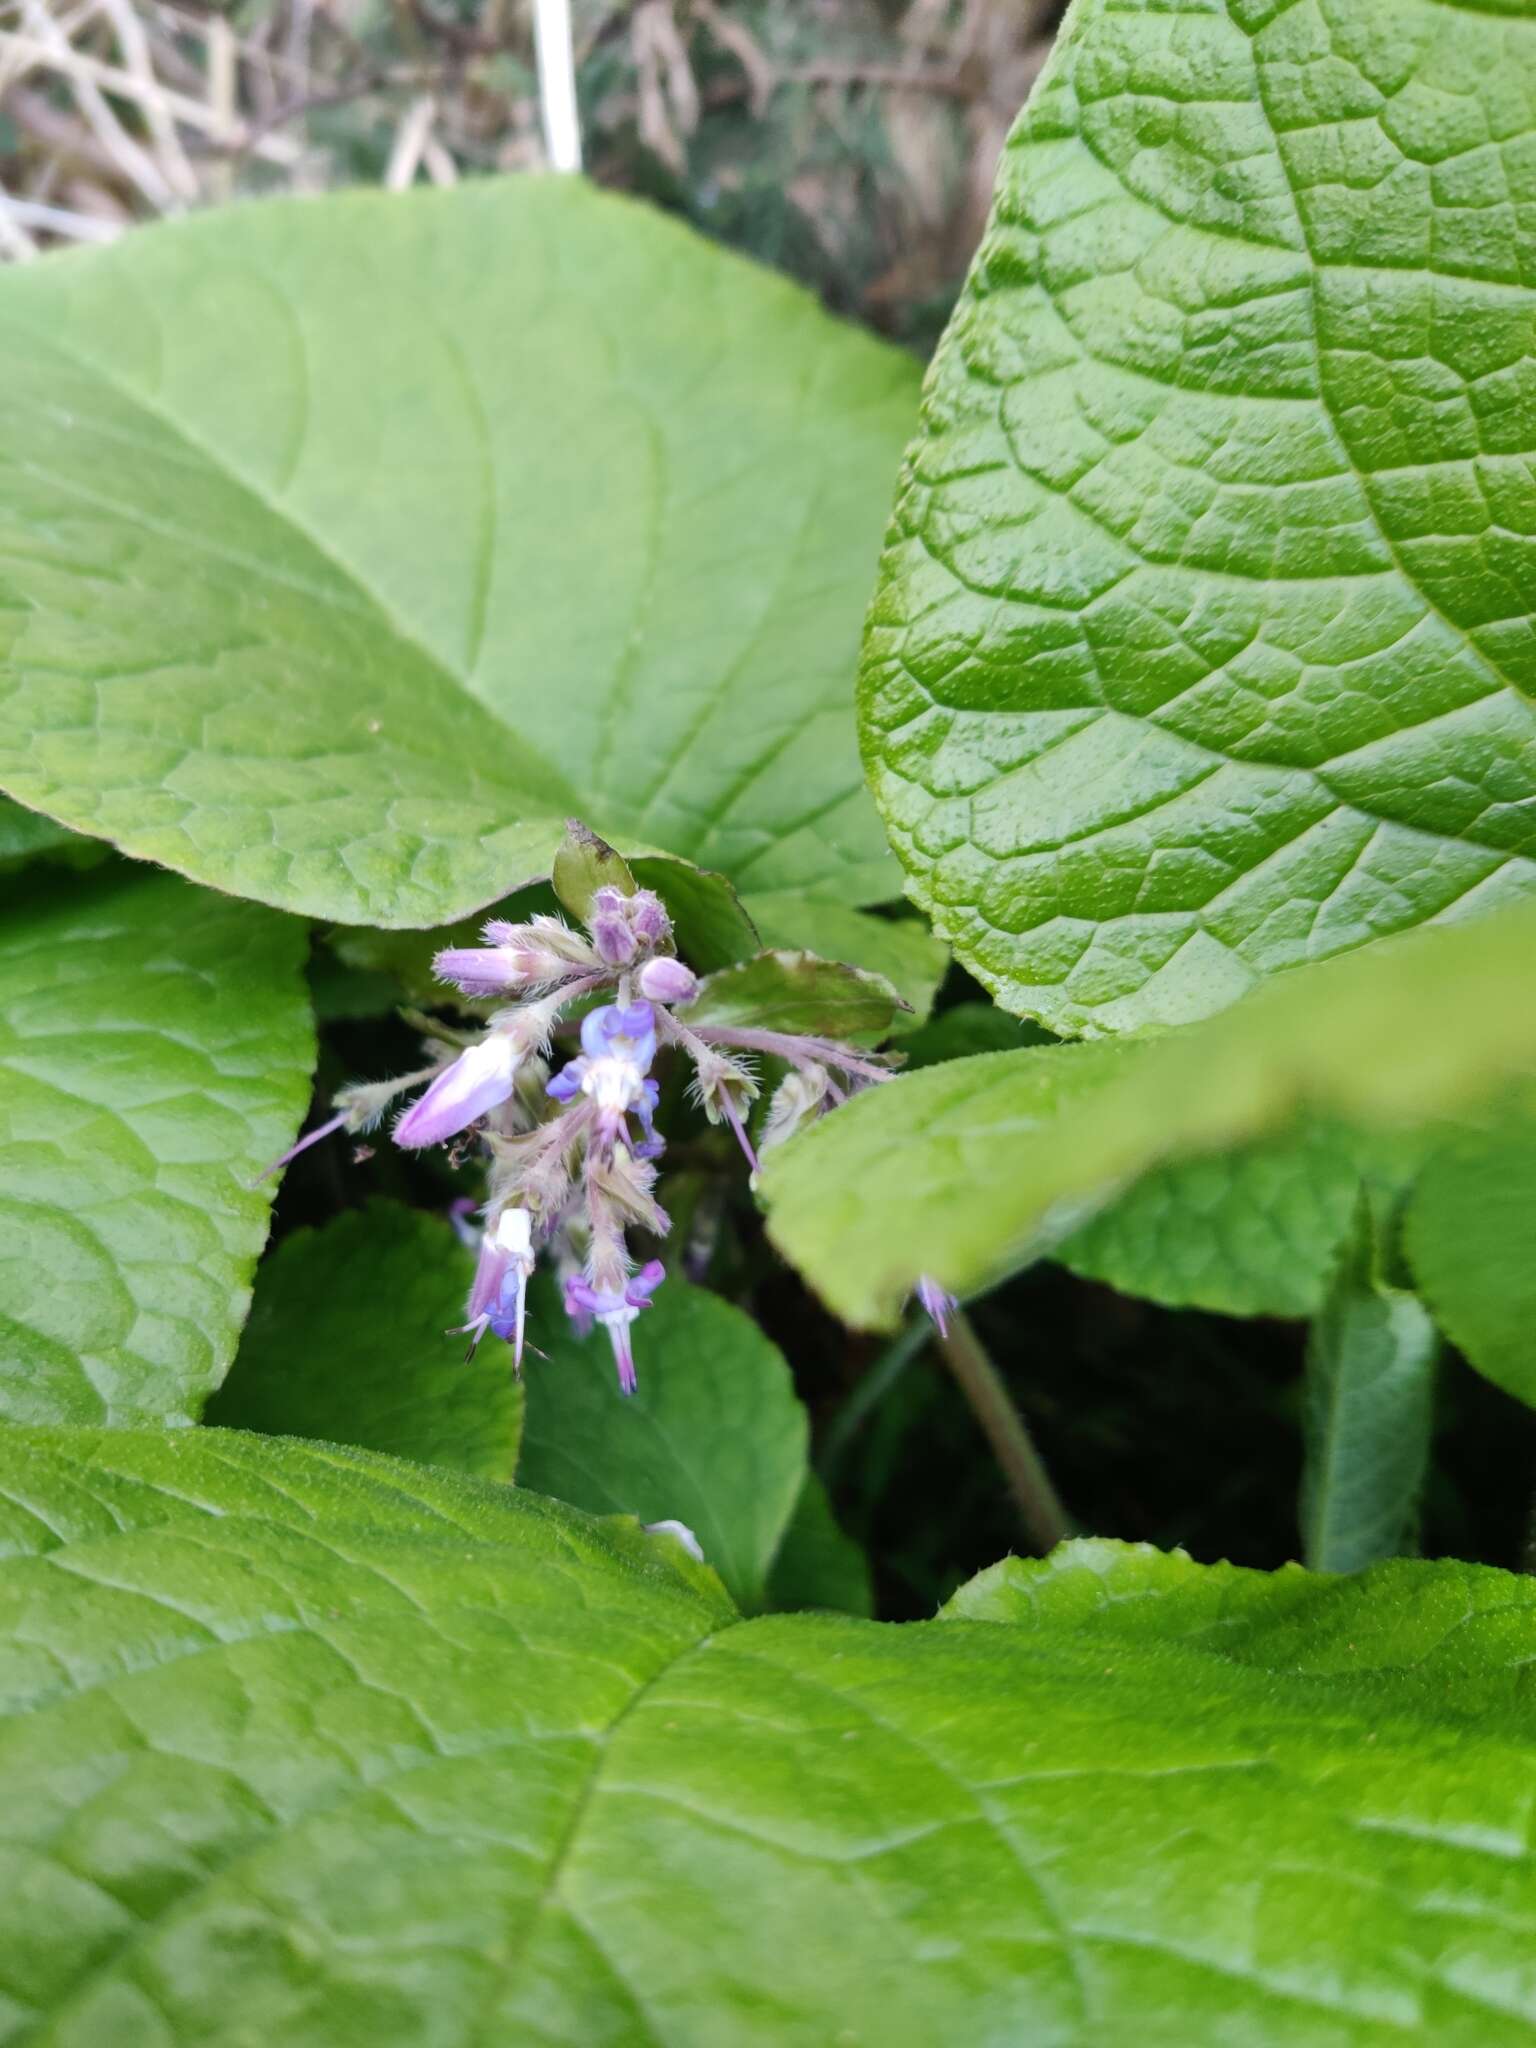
xmin=274 ymin=826 xmax=952 ymax=1393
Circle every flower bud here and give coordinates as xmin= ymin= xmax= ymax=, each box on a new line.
xmin=629 ymin=890 xmax=671 ymax=949
xmin=590 ymin=911 xmax=639 ymax=968
xmin=637 ymin=956 xmax=698 ymax=1006
xmin=433 ymin=945 xmax=523 ymax=997
xmin=393 ymin=1032 xmax=520 ymax=1148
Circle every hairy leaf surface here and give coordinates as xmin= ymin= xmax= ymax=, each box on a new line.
xmin=1 ymin=1430 xmax=1533 ymax=2045
xmin=0 ymin=178 xmax=918 ymax=925
xmin=0 ymin=870 xmax=312 ymax=1423
xmin=861 ymin=0 xmax=1536 ymax=1033
xmin=1058 ymin=1119 xmax=1420 ymax=1319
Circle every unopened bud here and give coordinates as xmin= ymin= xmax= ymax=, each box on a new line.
xmin=591 ymin=910 xmax=638 ymax=968
xmin=629 ymin=890 xmax=671 ymax=949
xmin=637 ymin=956 xmax=698 ymax=1005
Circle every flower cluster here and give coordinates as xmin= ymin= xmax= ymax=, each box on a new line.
xmin=264 ymin=862 xmax=953 ymax=1392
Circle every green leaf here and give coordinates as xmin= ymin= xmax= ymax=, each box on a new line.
xmin=517 ymin=1276 xmax=807 ymax=1612
xmin=305 ymin=947 xmax=402 ymax=1023
xmin=628 ymin=856 xmax=762 ymax=973
xmin=742 ymin=895 xmax=949 ymax=1027
xmin=0 ymin=797 xmax=105 ymax=879
xmin=860 ymin=0 xmax=1536 ymax=1035
xmin=551 ymin=819 xmax=636 ymax=922
xmin=762 ymin=897 xmax=1536 ymax=1327
xmin=899 ymin=1000 xmax=1052 ymax=1069
xmin=1057 ymin=1120 xmax=1421 ymax=1320
xmin=5 ymin=1427 xmax=1536 ymax=2045
xmin=0 ymin=178 xmax=919 ymax=927
xmin=1405 ymin=1105 xmax=1536 ymax=1407
xmin=1301 ymin=1201 xmax=1438 ymax=1573
xmin=762 ymin=1469 xmax=874 ymax=1616
xmin=207 ymin=1201 xmax=522 ymax=1480
xmin=0 ymin=868 xmax=313 ymax=1423
xmin=683 ymin=949 xmax=908 ymax=1043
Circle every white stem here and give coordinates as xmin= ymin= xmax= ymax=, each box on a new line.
xmin=385 ymin=93 xmax=437 ymax=190
xmin=532 ymin=0 xmax=582 ymax=173
xmin=0 ymin=191 xmax=119 ymax=244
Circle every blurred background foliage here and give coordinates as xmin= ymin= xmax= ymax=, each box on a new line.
xmin=0 ymin=0 xmax=1060 ymax=350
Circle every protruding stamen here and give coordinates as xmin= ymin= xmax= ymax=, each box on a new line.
xmin=916 ymin=1275 xmax=958 ymax=1339
xmin=248 ymin=1110 xmax=349 ymax=1187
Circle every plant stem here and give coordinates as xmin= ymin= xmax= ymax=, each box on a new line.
xmin=936 ymin=1308 xmax=1072 ymax=1554
xmin=817 ymin=1317 xmax=930 ymax=1484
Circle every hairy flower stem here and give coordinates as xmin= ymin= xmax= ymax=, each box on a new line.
xmin=686 ymin=1023 xmax=892 ymax=1084
xmin=935 ymin=1307 xmax=1072 ymax=1554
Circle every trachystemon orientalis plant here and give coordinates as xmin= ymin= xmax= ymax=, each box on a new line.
xmin=267 ymin=823 xmax=952 ymax=1392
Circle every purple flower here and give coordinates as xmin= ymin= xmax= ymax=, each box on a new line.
xmin=630 ymin=892 xmax=670 ymax=948
xmin=590 ymin=885 xmax=639 ymax=969
xmin=546 ymin=1001 xmax=658 ymax=1147
xmin=564 ymin=1261 xmax=666 ymax=1394
xmin=582 ymin=885 xmax=674 ymax=969
xmin=633 ymin=1078 xmax=664 ymax=1160
xmin=434 ymin=914 xmax=598 ymax=997
xmin=433 ymin=947 xmax=524 ymax=998
xmin=394 ymin=1033 xmax=520 ymax=1148
xmin=586 ymin=1000 xmax=658 ymax=1068
xmin=917 ymin=1274 xmax=957 ymax=1339
xmin=562 ymin=1269 xmax=595 ymax=1340
xmin=637 ymin=956 xmax=698 ymax=1006
xmin=456 ymin=1208 xmax=537 ymax=1368
xmin=447 ymin=1195 xmax=480 ymax=1248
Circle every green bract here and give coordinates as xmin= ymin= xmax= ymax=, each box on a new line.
xmin=0 ymin=869 xmax=311 ymax=1425
xmin=0 ymin=178 xmax=918 ymax=926
xmin=2 ymin=1429 xmax=1533 ymax=2046
xmin=860 ymin=0 xmax=1536 ymax=1034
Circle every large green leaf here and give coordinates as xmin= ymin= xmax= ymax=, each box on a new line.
xmin=1405 ymin=1105 xmax=1536 ymax=1407
xmin=0 ymin=869 xmax=312 ymax=1425
xmin=0 ymin=177 xmax=918 ymax=927
xmin=860 ymin=0 xmax=1536 ymax=1035
xmin=3 ymin=1428 xmax=1535 ymax=2044
xmin=762 ymin=897 xmax=1536 ymax=1326
xmin=1058 ymin=1119 xmax=1419 ymax=1320
xmin=518 ymin=1277 xmax=808 ymax=1612
xmin=762 ymin=1469 xmax=874 ymax=1617
xmin=208 ymin=1202 xmax=522 ymax=1480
